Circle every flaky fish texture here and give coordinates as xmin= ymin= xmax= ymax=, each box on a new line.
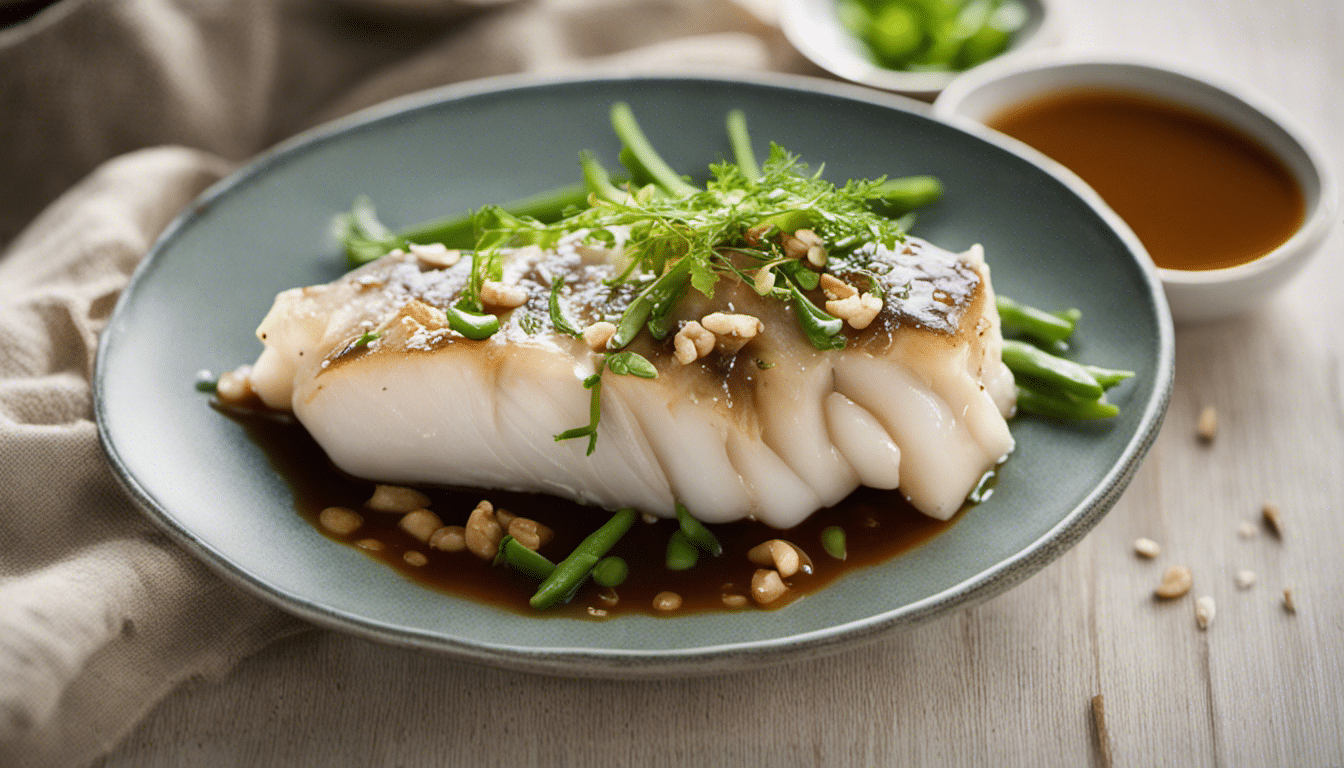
xmin=249 ymin=236 xmax=1015 ymax=527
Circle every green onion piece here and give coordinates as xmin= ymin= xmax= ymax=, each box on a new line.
xmin=353 ymin=332 xmax=380 ymax=348
xmin=531 ymin=508 xmax=638 ymax=609
xmin=726 ymin=109 xmax=761 ymax=182
xmin=194 ymin=372 xmax=217 ymax=393
xmin=665 ymin=530 xmax=699 ymax=571
xmin=675 ymin=503 xmax=722 ymax=556
xmin=443 ymin=305 xmax=500 ymax=341
xmin=1001 ymin=339 xmax=1104 ymax=400
xmin=548 ymin=278 xmax=582 ymax=338
xmin=821 ymin=526 xmax=847 ymax=560
xmin=609 ymin=259 xmax=691 ymax=350
xmin=335 ymin=196 xmax=408 ymax=267
xmin=610 ymin=102 xmax=700 ymax=198
xmin=605 ymin=351 xmax=658 ymax=379
xmin=495 ymin=535 xmax=557 ymax=580
xmin=591 ymin=556 xmax=629 ymax=588
xmin=554 ymin=370 xmax=603 ymax=455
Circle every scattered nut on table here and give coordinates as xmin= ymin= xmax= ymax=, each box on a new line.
xmin=1195 ymin=595 xmax=1216 ymax=630
xmin=1133 ymin=537 xmax=1161 ymax=558
xmin=1197 ymin=405 xmax=1218 ymax=442
xmin=1154 ymin=565 xmax=1193 ymax=599
xmin=1262 ymin=502 xmax=1284 ymax=538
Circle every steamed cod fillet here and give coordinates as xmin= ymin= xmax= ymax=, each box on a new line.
xmin=249 ymin=237 xmax=1016 ymax=527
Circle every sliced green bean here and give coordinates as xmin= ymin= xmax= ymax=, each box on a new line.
xmin=1083 ymin=363 xmax=1135 ymax=390
xmin=579 ymin=150 xmax=626 ymax=204
xmin=665 ymin=530 xmax=699 ymax=571
xmin=726 ymin=109 xmax=761 ymax=182
xmin=675 ymin=503 xmax=722 ymax=557
xmin=870 ymin=175 xmax=944 ymax=215
xmin=609 ymin=259 xmax=691 ymax=349
xmin=787 ymin=279 xmax=846 ymax=350
xmin=399 ymin=182 xmax=591 ymax=250
xmin=530 ymin=508 xmax=638 ymax=609
xmin=592 ymin=556 xmax=629 ymax=588
xmin=494 ymin=536 xmax=557 ymax=580
xmin=821 ymin=526 xmax=847 ymax=560
xmin=610 ymin=102 xmax=699 ymax=198
xmin=996 ymin=295 xmax=1078 ymax=345
xmin=444 ymin=304 xmax=500 ymax=340
xmin=1015 ymin=383 xmax=1119 ymax=421
xmin=1001 ymin=339 xmax=1103 ymax=400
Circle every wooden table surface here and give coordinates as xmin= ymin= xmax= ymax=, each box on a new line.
xmin=96 ymin=0 xmax=1344 ymax=765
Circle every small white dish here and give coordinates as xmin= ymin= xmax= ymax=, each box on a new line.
xmin=932 ymin=51 xmax=1339 ymax=323
xmin=779 ymin=0 xmax=1064 ymax=99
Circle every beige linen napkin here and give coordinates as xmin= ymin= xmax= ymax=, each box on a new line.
xmin=0 ymin=1 xmax=798 ymax=765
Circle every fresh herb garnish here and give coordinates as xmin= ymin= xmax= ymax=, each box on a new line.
xmin=554 ymin=351 xmax=658 ymax=454
xmin=353 ymin=331 xmax=380 ymax=348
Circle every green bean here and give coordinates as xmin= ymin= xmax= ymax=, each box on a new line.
xmin=726 ymin=109 xmax=761 ymax=182
xmin=398 ymin=182 xmax=591 ymax=250
xmin=870 ymin=175 xmax=944 ymax=215
xmin=1015 ymin=383 xmax=1119 ymax=421
xmin=592 ymin=556 xmax=629 ymax=588
xmin=821 ymin=526 xmax=847 ymax=560
xmin=444 ymin=304 xmax=500 ymax=340
xmin=996 ymin=295 xmax=1078 ymax=345
xmin=1083 ymin=363 xmax=1135 ymax=390
xmin=665 ymin=530 xmax=699 ymax=571
xmin=787 ymin=279 xmax=847 ymax=350
xmin=530 ymin=508 xmax=638 ymax=609
xmin=610 ymin=102 xmax=699 ymax=198
xmin=1001 ymin=339 xmax=1104 ymax=400
xmin=609 ymin=259 xmax=691 ymax=349
xmin=494 ymin=536 xmax=557 ymax=580
xmin=579 ymin=150 xmax=626 ymax=204
xmin=675 ymin=503 xmax=723 ymax=556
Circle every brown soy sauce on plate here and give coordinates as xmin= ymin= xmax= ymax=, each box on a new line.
xmin=988 ymin=89 xmax=1305 ymax=271
xmin=227 ymin=407 xmax=963 ymax=619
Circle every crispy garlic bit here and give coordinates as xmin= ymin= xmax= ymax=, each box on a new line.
xmin=582 ymin=321 xmax=617 ymax=352
xmin=480 ymin=280 xmax=527 ymax=309
xmin=673 ymin=320 xmax=716 ymax=365
xmin=700 ymin=312 xmax=763 ymax=356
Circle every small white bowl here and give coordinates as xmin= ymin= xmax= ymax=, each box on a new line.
xmin=932 ymin=51 xmax=1339 ymax=323
xmin=778 ymin=0 xmax=1065 ymax=99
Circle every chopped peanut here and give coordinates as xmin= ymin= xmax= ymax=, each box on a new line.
xmin=402 ymin=550 xmax=428 ymax=567
xmin=480 ymin=280 xmax=527 ymax=309
xmin=721 ymin=594 xmax=749 ymax=608
xmin=465 ymin=500 xmax=503 ymax=560
xmin=826 ymin=293 xmax=883 ymax=330
xmin=748 ymin=540 xmax=802 ymax=578
xmin=673 ymin=320 xmax=716 ymax=364
xmin=409 ymin=242 xmax=461 ymax=269
xmin=653 ymin=591 xmax=683 ymax=612
xmin=1197 ymin=405 xmax=1218 ymax=442
xmin=786 ymin=229 xmax=827 ymax=267
xmin=398 ymin=509 xmax=443 ymax=543
xmin=355 ymin=538 xmax=384 ymax=552
xmin=1195 ymin=595 xmax=1216 ymax=630
xmin=1154 ymin=565 xmax=1193 ymax=599
xmin=751 ymin=569 xmax=788 ymax=605
xmin=494 ymin=508 xmax=517 ymax=529
xmin=1133 ymin=537 xmax=1161 ymax=558
xmin=508 ymin=517 xmax=554 ymax=551
xmin=753 ymin=265 xmax=776 ymax=294
xmin=700 ymin=312 xmax=763 ymax=356
xmin=318 ymin=507 xmax=362 ymax=536
xmin=582 ymin=321 xmax=617 ymax=351
xmin=428 ymin=525 xmax=466 ymax=552
xmin=819 ymin=273 xmax=857 ymax=301
xmin=366 ymin=485 xmax=431 ymax=514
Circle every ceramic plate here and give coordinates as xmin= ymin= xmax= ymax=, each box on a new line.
xmin=95 ymin=73 xmax=1173 ymax=677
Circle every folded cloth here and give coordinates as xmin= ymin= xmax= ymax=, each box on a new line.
xmin=0 ymin=0 xmax=796 ymax=765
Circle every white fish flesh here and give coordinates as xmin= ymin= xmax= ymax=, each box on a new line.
xmin=247 ymin=236 xmax=1015 ymax=527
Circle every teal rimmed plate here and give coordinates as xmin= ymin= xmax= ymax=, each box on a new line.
xmin=95 ymin=73 xmax=1172 ymax=677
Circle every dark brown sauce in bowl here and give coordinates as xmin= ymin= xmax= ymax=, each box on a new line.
xmin=987 ymin=89 xmax=1305 ymax=271
xmin=224 ymin=406 xmax=964 ymax=619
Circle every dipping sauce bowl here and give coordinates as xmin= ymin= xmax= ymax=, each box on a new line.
xmin=932 ymin=51 xmax=1338 ymax=322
